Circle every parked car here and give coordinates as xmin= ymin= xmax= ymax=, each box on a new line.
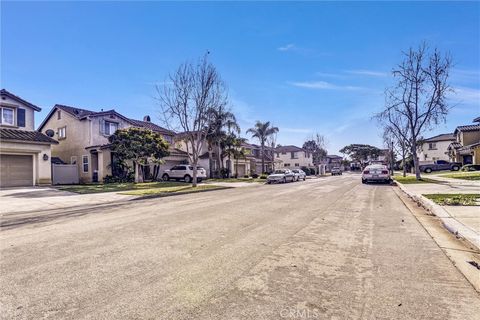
xmin=291 ymin=169 xmax=306 ymax=181
xmin=162 ymin=165 xmax=207 ymax=183
xmin=419 ymin=160 xmax=462 ymax=173
xmin=362 ymin=164 xmax=391 ymax=184
xmin=461 ymin=164 xmax=480 ymax=171
xmin=267 ymin=169 xmax=296 ymax=184
xmin=331 ymin=167 xmax=342 ymax=176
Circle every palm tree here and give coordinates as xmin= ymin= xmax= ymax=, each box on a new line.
xmin=206 ymin=106 xmax=240 ymax=177
xmin=246 ymin=121 xmax=279 ymax=173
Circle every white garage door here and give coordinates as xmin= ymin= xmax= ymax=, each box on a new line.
xmin=0 ymin=155 xmax=34 ymax=187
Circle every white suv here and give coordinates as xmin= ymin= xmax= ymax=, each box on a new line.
xmin=162 ymin=165 xmax=207 ymax=183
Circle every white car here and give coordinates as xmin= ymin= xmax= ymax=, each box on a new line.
xmin=291 ymin=169 xmax=306 ymax=181
xmin=267 ymin=169 xmax=296 ymax=184
xmin=162 ymin=165 xmax=207 ymax=183
xmin=361 ymin=164 xmax=391 ymax=184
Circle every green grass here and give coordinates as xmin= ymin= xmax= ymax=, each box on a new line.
xmin=119 ymin=184 xmax=227 ymax=197
xmin=423 ymin=193 xmax=480 ymax=206
xmin=439 ymin=172 xmax=480 ymax=181
xmin=56 ymin=182 xmax=193 ymax=194
xmin=393 ymin=175 xmax=439 ymax=184
xmin=206 ymin=178 xmax=264 ymax=183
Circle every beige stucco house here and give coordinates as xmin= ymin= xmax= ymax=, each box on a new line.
xmin=0 ymin=89 xmax=58 ymax=187
xmin=448 ymin=117 xmax=480 ymax=165
xmin=274 ymin=145 xmax=313 ymax=169
xmin=38 ymin=104 xmax=189 ymax=183
xmin=417 ymin=133 xmax=455 ymax=164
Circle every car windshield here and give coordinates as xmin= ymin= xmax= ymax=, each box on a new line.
xmin=274 ymin=170 xmax=285 ymax=174
xmin=292 ymin=170 xmax=299 ymax=173
xmin=188 ymin=166 xmax=205 ymax=170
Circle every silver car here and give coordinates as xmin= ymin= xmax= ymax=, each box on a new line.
xmin=361 ymin=164 xmax=391 ymax=184
xmin=291 ymin=169 xmax=306 ymax=181
xmin=267 ymin=169 xmax=296 ymax=184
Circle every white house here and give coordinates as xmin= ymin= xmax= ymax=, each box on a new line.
xmin=0 ymin=89 xmax=58 ymax=187
xmin=274 ymin=145 xmax=313 ymax=169
xmin=418 ymin=133 xmax=455 ymax=164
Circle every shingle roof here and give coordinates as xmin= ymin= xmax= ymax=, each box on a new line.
xmin=423 ymin=133 xmax=456 ymax=142
xmin=1 ymin=89 xmax=41 ymax=111
xmin=473 ymin=116 xmax=480 ymax=123
xmin=0 ymin=128 xmax=58 ymax=144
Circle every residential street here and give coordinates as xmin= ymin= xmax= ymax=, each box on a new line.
xmin=1 ymin=174 xmax=479 ymax=319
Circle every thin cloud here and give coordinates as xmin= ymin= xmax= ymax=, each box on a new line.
xmin=277 ymin=43 xmax=297 ymax=52
xmin=345 ymin=70 xmax=389 ymax=77
xmin=289 ymin=81 xmax=364 ymax=91
xmin=282 ymin=127 xmax=313 ymax=134
xmin=449 ymin=86 xmax=480 ymax=105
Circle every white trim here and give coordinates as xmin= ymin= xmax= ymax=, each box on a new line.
xmin=1 ymin=107 xmax=15 ymax=126
xmin=82 ymin=155 xmax=89 ymax=173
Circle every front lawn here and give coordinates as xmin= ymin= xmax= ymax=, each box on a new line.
xmin=423 ymin=193 xmax=480 ymax=206
xmin=56 ymin=181 xmax=195 ymax=194
xmin=206 ymin=178 xmax=264 ymax=183
xmin=393 ymin=175 xmax=439 ymax=184
xmin=439 ymin=172 xmax=480 ymax=181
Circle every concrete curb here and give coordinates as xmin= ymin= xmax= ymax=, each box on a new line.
xmin=396 ymin=182 xmax=480 ymax=251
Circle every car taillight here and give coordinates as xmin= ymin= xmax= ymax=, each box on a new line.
xmin=363 ymin=170 xmax=370 ymax=174
xmin=382 ymin=170 xmax=388 ymax=174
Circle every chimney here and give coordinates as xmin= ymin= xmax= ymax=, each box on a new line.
xmin=143 ymin=115 xmax=151 ymax=122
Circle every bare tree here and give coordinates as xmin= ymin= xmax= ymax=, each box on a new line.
xmin=379 ymin=43 xmax=452 ymax=180
xmin=156 ymin=54 xmax=228 ymax=187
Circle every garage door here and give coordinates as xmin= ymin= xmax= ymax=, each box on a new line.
xmin=0 ymin=155 xmax=33 ymax=187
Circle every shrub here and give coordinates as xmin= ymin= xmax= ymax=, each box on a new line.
xmin=260 ymin=174 xmax=268 ymax=179
xmin=309 ymin=168 xmax=317 ymax=175
xmin=461 ymin=164 xmax=479 ymax=172
xmin=251 ymin=173 xmax=259 ymax=178
xmin=244 ymin=174 xmax=250 ymax=178
xmin=103 ymin=174 xmax=134 ymax=184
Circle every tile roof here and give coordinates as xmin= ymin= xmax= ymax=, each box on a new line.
xmin=1 ymin=89 xmax=41 ymax=111
xmin=0 ymin=128 xmax=58 ymax=144
xmin=274 ymin=145 xmax=305 ymax=153
xmin=455 ymin=124 xmax=480 ymax=133
xmin=473 ymin=116 xmax=480 ymax=123
xmin=423 ymin=133 xmax=456 ymax=142
xmin=52 ymin=104 xmax=174 ymax=135
xmin=448 ymin=142 xmax=463 ymax=149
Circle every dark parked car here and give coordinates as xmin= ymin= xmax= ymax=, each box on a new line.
xmin=461 ymin=164 xmax=480 ymax=171
xmin=419 ymin=160 xmax=462 ymax=173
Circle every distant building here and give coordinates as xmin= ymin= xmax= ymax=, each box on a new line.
xmin=274 ymin=145 xmax=313 ymax=169
xmin=447 ymin=117 xmax=480 ymax=165
xmin=417 ymin=133 xmax=455 ymax=164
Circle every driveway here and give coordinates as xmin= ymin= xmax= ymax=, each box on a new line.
xmin=0 ymin=186 xmax=134 ymax=215
xmin=1 ymin=174 xmax=479 ymax=319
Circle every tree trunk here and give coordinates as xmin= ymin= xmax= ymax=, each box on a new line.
xmin=208 ymin=150 xmax=213 ymax=178
xmin=411 ymin=142 xmax=421 ymax=180
xmin=217 ymin=145 xmax=222 ymax=178
xmin=192 ymin=159 xmax=198 ymax=187
xmin=134 ymin=161 xmax=142 ymax=183
xmin=261 ymin=143 xmax=265 ymax=174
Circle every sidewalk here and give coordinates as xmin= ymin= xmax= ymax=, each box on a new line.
xmin=395 ymin=175 xmax=480 ymax=250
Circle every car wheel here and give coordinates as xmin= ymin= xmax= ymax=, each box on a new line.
xmin=452 ymin=166 xmax=460 ymax=171
xmin=362 ymin=179 xmax=367 ymax=184
xmin=197 ymin=178 xmax=202 ymax=183
xmin=162 ymin=174 xmax=170 ymax=181
xmin=303 ymin=177 xmax=306 ymax=181
xmin=184 ymin=175 xmax=192 ymax=183
xmin=425 ymin=168 xmax=432 ymax=173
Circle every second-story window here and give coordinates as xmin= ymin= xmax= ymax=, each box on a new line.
xmin=58 ymin=127 xmax=66 ymax=139
xmin=428 ymin=142 xmax=437 ymax=150
xmin=291 ymin=152 xmax=298 ymax=159
xmin=104 ymin=121 xmax=118 ymax=135
xmin=57 ymin=110 xmax=61 ymax=120
xmin=1 ymin=107 xmax=14 ymax=126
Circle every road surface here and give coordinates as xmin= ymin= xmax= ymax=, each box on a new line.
xmin=1 ymin=174 xmax=479 ymax=319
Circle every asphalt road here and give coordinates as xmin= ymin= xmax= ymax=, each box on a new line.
xmin=1 ymin=174 xmax=479 ymax=319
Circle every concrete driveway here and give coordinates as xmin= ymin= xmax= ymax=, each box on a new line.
xmin=1 ymin=174 xmax=479 ymax=319
xmin=0 ymin=186 xmax=134 ymax=215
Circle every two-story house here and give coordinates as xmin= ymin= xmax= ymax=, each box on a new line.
xmin=324 ymin=155 xmax=343 ymax=172
xmin=38 ymin=104 xmax=188 ymax=183
xmin=0 ymin=89 xmax=58 ymax=187
xmin=448 ymin=117 xmax=480 ymax=165
xmin=417 ymin=133 xmax=455 ymax=164
xmin=274 ymin=145 xmax=313 ymax=169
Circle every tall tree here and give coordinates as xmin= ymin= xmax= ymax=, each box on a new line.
xmin=108 ymin=127 xmax=170 ymax=183
xmin=339 ymin=144 xmax=381 ymax=165
xmin=303 ymin=133 xmax=328 ymax=169
xmin=156 ymin=54 xmax=228 ymax=187
xmin=379 ymin=43 xmax=452 ymax=179
xmin=246 ymin=121 xmax=279 ymax=173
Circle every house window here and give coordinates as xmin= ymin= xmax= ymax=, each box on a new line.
xmin=1 ymin=107 xmax=14 ymax=126
xmin=57 ymin=110 xmax=61 ymax=120
xmin=284 ymin=163 xmax=290 ymax=167
xmin=276 ymin=153 xmax=280 ymax=158
xmin=428 ymin=142 xmax=437 ymax=150
xmin=291 ymin=152 xmax=298 ymax=159
xmin=104 ymin=121 xmax=118 ymax=135
xmin=58 ymin=127 xmax=66 ymax=139
xmin=82 ymin=155 xmax=89 ymax=172
xmin=295 ymin=163 xmax=299 ymax=167
xmin=71 ymin=156 xmax=77 ymax=164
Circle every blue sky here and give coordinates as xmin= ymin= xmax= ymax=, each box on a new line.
xmin=2 ymin=1 xmax=479 ymax=154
